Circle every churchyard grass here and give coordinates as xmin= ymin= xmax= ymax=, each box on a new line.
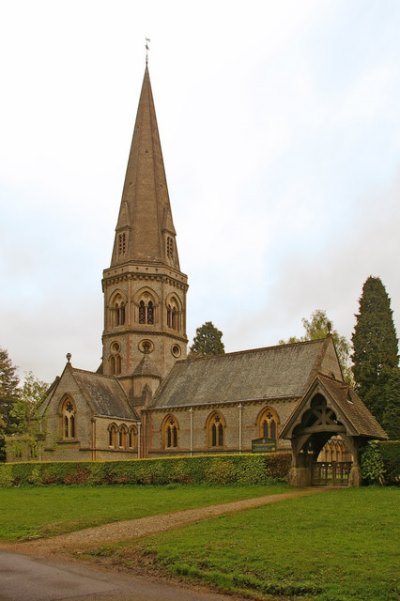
xmin=87 ymin=487 xmax=400 ymax=601
xmin=0 ymin=483 xmax=287 ymax=541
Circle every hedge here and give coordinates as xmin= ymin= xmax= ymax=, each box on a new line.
xmin=0 ymin=452 xmax=292 ymax=487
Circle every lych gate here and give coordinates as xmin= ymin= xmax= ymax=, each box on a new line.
xmin=280 ymin=375 xmax=387 ymax=487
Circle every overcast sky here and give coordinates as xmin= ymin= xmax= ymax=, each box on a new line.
xmin=1 ymin=0 xmax=399 ymax=383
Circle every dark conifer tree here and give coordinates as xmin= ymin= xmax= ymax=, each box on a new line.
xmin=381 ymin=368 xmax=400 ymax=439
xmin=190 ymin=322 xmax=225 ymax=357
xmin=352 ymin=277 xmax=399 ymax=423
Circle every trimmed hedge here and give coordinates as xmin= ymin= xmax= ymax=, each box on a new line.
xmin=0 ymin=453 xmax=292 ymax=487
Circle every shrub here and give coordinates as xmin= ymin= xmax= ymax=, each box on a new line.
xmin=0 ymin=452 xmax=292 ymax=488
xmin=360 ymin=440 xmax=385 ymax=484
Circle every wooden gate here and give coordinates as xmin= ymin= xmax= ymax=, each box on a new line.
xmin=312 ymin=461 xmax=352 ymax=486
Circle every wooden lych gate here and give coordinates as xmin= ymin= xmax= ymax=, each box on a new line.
xmin=280 ymin=375 xmax=387 ymax=488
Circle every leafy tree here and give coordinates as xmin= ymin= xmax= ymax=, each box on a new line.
xmin=10 ymin=371 xmax=48 ymax=435
xmin=279 ymin=309 xmax=351 ymax=382
xmin=352 ymin=277 xmax=399 ymax=423
xmin=0 ymin=348 xmax=20 ymax=461
xmin=190 ymin=321 xmax=225 ymax=357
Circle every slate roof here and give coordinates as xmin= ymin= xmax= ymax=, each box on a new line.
xmin=150 ymin=339 xmax=328 ymax=409
xmin=72 ymin=368 xmax=139 ymax=420
xmin=317 ymin=374 xmax=387 ymax=439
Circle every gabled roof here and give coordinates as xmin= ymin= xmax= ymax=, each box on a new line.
xmin=41 ymin=363 xmax=139 ymax=421
xmin=150 ymin=338 xmax=332 ymax=409
xmin=280 ymin=373 xmax=387 ymax=440
xmin=71 ymin=368 xmax=139 ymax=420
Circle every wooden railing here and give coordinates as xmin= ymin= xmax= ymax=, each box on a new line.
xmin=312 ymin=461 xmax=352 ymax=486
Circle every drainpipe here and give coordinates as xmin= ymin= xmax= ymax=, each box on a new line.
xmin=137 ymin=422 xmax=141 ymax=459
xmin=91 ymin=418 xmax=96 ymax=461
xmin=238 ymin=403 xmax=242 ymax=453
xmin=189 ymin=408 xmax=193 ymax=456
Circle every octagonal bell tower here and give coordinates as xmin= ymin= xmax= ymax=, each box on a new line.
xmin=101 ymin=65 xmax=188 ymax=404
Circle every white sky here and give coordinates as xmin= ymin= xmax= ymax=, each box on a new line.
xmin=1 ymin=0 xmax=399 ymax=383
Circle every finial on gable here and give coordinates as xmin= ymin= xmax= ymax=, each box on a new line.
xmin=66 ymin=352 xmax=72 ymax=363
xmin=145 ymin=37 xmax=151 ymax=66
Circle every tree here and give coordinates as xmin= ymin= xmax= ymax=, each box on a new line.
xmin=0 ymin=348 xmax=20 ymax=461
xmin=190 ymin=321 xmax=225 ymax=357
xmin=10 ymin=371 xmax=48 ymax=434
xmin=352 ymin=276 xmax=399 ymax=423
xmin=381 ymin=368 xmax=400 ymax=439
xmin=279 ymin=309 xmax=352 ymax=382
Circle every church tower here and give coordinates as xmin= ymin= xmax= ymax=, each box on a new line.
xmin=101 ymin=65 xmax=188 ymax=404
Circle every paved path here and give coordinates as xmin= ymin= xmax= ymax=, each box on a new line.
xmin=0 ymin=550 xmax=245 ymax=601
xmin=0 ymin=487 xmax=328 ymax=601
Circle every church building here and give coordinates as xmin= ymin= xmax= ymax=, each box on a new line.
xmin=36 ymin=64 xmax=386 ymax=486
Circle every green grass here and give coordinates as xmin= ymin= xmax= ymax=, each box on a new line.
xmin=0 ymin=483 xmax=287 ymax=541
xmin=92 ymin=487 xmax=400 ymax=601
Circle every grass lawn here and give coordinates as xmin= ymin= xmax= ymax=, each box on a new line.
xmin=88 ymin=487 xmax=400 ymax=601
xmin=0 ymin=483 xmax=288 ymax=540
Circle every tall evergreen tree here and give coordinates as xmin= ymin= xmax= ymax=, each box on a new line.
xmin=190 ymin=322 xmax=225 ymax=357
xmin=352 ymin=276 xmax=399 ymax=423
xmin=381 ymin=367 xmax=400 ymax=439
xmin=0 ymin=348 xmax=20 ymax=460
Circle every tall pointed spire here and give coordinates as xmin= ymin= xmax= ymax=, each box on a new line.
xmin=111 ymin=66 xmax=179 ymax=270
xmin=102 ymin=65 xmax=188 ymax=394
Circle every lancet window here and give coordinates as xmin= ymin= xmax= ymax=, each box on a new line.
xmin=163 ymin=416 xmax=178 ymax=449
xmin=61 ymin=398 xmax=76 ymax=440
xmin=108 ymin=423 xmax=118 ymax=447
xmin=139 ymin=300 xmax=154 ymax=324
xmin=118 ymin=232 xmax=127 ymax=256
xmin=110 ymin=342 xmax=122 ymax=376
xmin=207 ymin=412 xmax=225 ymax=448
xmin=166 ymin=297 xmax=179 ymax=330
xmin=258 ymin=407 xmax=279 ymax=440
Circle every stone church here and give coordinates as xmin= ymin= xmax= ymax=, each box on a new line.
xmin=37 ymin=65 xmax=386 ymax=485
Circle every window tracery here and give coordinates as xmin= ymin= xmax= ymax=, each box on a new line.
xmin=61 ymin=398 xmax=76 ymax=439
xmin=207 ymin=412 xmax=225 ymax=448
xmin=258 ymin=408 xmax=279 ymax=440
xmin=163 ymin=416 xmax=178 ymax=449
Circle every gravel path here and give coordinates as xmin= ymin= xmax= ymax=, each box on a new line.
xmin=1 ymin=487 xmax=326 ymax=558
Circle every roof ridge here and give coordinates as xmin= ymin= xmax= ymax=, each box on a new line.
xmin=186 ymin=337 xmax=327 ymax=364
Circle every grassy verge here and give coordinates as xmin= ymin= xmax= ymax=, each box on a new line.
xmin=0 ymin=483 xmax=288 ymax=541
xmin=86 ymin=487 xmax=400 ymax=601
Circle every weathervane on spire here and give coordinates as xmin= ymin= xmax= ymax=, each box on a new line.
xmin=145 ymin=37 xmax=151 ymax=65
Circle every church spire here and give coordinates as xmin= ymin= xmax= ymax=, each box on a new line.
xmin=111 ymin=66 xmax=179 ymax=270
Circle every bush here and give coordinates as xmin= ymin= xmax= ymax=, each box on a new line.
xmin=360 ymin=440 xmax=385 ymax=484
xmin=0 ymin=452 xmax=292 ymax=488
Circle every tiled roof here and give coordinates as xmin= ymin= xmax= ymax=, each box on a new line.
xmin=318 ymin=374 xmax=387 ymax=439
xmin=151 ymin=339 xmax=328 ymax=409
xmin=72 ymin=368 xmax=139 ymax=420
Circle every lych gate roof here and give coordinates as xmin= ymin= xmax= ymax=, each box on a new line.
xmin=72 ymin=368 xmax=138 ymax=420
xmin=317 ymin=374 xmax=387 ymax=439
xmin=151 ymin=339 xmax=329 ymax=409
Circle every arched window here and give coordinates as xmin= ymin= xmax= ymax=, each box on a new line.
xmin=109 ymin=342 xmax=122 ymax=376
xmin=119 ymin=425 xmax=128 ymax=449
xmin=258 ymin=407 xmax=279 ymax=440
xmin=207 ymin=412 xmax=225 ymax=448
xmin=163 ymin=416 xmax=179 ymax=449
xmin=111 ymin=293 xmax=126 ymax=327
xmin=61 ymin=398 xmax=76 ymax=439
xmin=166 ymin=298 xmax=179 ymax=330
xmin=108 ymin=423 xmax=118 ymax=448
xmin=128 ymin=425 xmax=137 ymax=449
xmin=138 ymin=299 xmax=155 ymax=324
